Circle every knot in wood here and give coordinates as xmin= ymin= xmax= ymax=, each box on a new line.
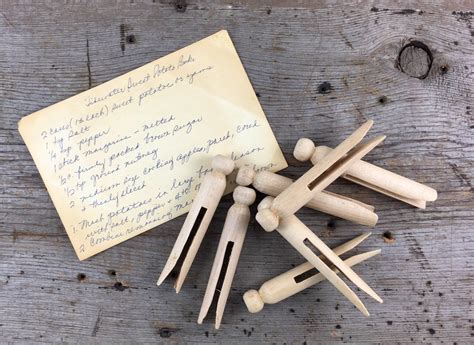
xmin=397 ymin=40 xmax=433 ymax=79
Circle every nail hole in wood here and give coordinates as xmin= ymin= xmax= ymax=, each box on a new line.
xmin=317 ymin=81 xmax=333 ymax=94
xmin=112 ymin=282 xmax=128 ymax=291
xmin=175 ymin=0 xmax=187 ymax=12
xmin=126 ymin=34 xmax=136 ymax=44
xmin=159 ymin=327 xmax=173 ymax=338
xmin=383 ymin=231 xmax=396 ymax=244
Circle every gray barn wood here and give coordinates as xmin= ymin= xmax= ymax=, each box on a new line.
xmin=0 ymin=0 xmax=473 ymax=343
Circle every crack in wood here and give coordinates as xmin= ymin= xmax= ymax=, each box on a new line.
xmin=91 ymin=309 xmax=102 ymax=337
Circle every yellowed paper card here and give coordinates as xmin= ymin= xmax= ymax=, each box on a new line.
xmin=18 ymin=30 xmax=287 ymax=260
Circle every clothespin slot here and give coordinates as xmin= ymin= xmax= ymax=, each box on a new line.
xmin=306 ymin=136 xmax=387 ymax=192
xmin=169 ymin=206 xmax=207 ymax=283
xmin=296 ymin=232 xmax=371 ymax=284
xmin=301 ymin=229 xmax=383 ymax=304
xmin=302 ymin=238 xmax=328 ymax=263
xmin=293 ymin=266 xmax=319 ymax=284
xmin=215 ymin=241 xmax=234 ymax=294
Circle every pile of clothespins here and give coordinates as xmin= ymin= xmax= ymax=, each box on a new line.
xmin=156 ymin=120 xmax=437 ymax=329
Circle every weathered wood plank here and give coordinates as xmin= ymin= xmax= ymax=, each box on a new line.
xmin=0 ymin=0 xmax=473 ymax=343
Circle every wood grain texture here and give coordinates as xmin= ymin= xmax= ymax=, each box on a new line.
xmin=0 ymin=0 xmax=473 ymax=343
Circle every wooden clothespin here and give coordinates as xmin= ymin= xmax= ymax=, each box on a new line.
xmin=255 ymin=120 xmax=384 ymax=232
xmin=198 ymin=183 xmax=256 ymax=329
xmin=257 ymin=196 xmax=383 ymax=316
xmin=293 ymin=139 xmax=437 ymax=208
xmin=236 ymin=166 xmax=378 ymax=227
xmin=243 ymin=232 xmax=381 ymax=313
xmin=157 ymin=155 xmax=235 ymax=292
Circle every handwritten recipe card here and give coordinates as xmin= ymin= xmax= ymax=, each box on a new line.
xmin=19 ymin=30 xmax=287 ymax=260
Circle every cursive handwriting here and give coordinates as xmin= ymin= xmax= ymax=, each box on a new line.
xmin=32 ymin=48 xmax=280 ymax=259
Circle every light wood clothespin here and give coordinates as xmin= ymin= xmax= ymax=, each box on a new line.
xmin=198 ymin=183 xmax=256 ymax=329
xmin=257 ymin=196 xmax=383 ymax=316
xmin=157 ymin=155 xmax=235 ymax=292
xmin=236 ymin=167 xmax=378 ymax=227
xmin=255 ymin=120 xmax=385 ymax=232
xmin=294 ymin=139 xmax=437 ymax=208
xmin=243 ymin=232 xmax=380 ymax=313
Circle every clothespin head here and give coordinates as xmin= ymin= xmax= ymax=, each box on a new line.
xmin=295 ymin=142 xmax=339 ymax=166
xmin=243 ymin=289 xmax=264 ymax=313
xmin=294 ymin=137 xmax=331 ymax=164
xmin=212 ymin=154 xmax=235 ymax=175
xmin=236 ymin=166 xmax=256 ymax=187
xmin=293 ymin=137 xmax=315 ymax=162
xmin=255 ymin=196 xmax=278 ymax=232
xmin=234 ymin=185 xmax=256 ymax=205
xmin=310 ymin=145 xmax=333 ymax=163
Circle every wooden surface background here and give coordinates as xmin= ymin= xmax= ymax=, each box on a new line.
xmin=1 ymin=0 xmax=473 ymax=343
